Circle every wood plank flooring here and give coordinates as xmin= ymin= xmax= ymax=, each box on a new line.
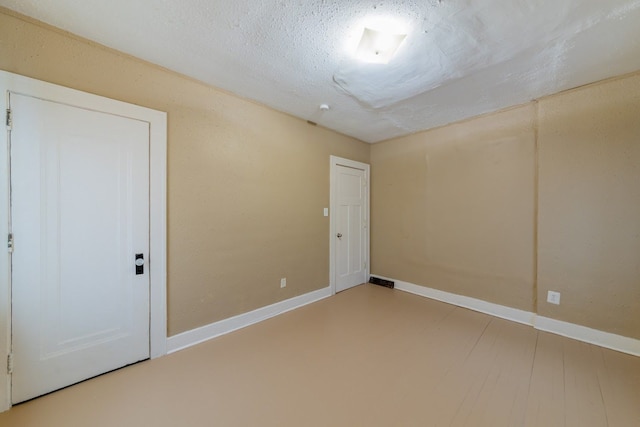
xmin=0 ymin=284 xmax=638 ymax=426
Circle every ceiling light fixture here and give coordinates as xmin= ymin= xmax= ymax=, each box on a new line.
xmin=355 ymin=27 xmax=407 ymax=64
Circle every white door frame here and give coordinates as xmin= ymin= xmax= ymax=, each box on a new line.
xmin=0 ymin=71 xmax=167 ymax=412
xmin=329 ymin=155 xmax=370 ymax=295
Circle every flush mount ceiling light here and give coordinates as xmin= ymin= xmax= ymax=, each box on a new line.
xmin=355 ymin=27 xmax=407 ymax=64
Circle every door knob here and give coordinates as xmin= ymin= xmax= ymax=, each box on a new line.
xmin=337 ymin=233 xmax=342 ymax=239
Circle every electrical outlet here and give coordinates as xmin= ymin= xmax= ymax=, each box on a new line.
xmin=547 ymin=290 xmax=561 ymax=305
xmin=280 ymin=278 xmax=286 ymax=288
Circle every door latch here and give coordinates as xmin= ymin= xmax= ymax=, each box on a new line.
xmin=135 ymin=254 xmax=144 ymax=275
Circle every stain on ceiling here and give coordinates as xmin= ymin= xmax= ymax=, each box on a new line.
xmin=2 ymin=0 xmax=640 ymax=143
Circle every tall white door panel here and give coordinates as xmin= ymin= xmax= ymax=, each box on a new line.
xmin=335 ymin=165 xmax=367 ymax=292
xmin=10 ymin=93 xmax=150 ymax=403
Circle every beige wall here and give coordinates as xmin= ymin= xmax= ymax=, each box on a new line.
xmin=371 ymin=106 xmax=537 ymax=312
xmin=537 ymin=75 xmax=640 ymax=338
xmin=372 ymin=72 xmax=640 ymax=340
xmin=0 ymin=9 xmax=369 ymax=336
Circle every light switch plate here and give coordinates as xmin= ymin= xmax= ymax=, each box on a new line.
xmin=323 ymin=208 xmax=328 ymax=217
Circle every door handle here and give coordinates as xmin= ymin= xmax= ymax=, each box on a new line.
xmin=337 ymin=233 xmax=342 ymax=239
xmin=135 ymin=254 xmax=144 ymax=275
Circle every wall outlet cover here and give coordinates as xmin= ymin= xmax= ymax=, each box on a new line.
xmin=547 ymin=290 xmax=561 ymax=305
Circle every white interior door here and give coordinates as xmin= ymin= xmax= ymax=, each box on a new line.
xmin=10 ymin=93 xmax=151 ymax=403
xmin=334 ymin=163 xmax=368 ymax=292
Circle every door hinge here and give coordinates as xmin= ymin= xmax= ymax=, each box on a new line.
xmin=7 ymin=233 xmax=13 ymax=253
xmin=5 ymin=108 xmax=11 ymax=130
xmin=6 ymin=353 xmax=13 ymax=374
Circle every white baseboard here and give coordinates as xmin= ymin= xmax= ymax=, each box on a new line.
xmin=373 ymin=274 xmax=640 ymax=357
xmin=535 ymin=316 xmax=640 ymax=357
xmin=384 ymin=276 xmax=536 ymax=326
xmin=167 ymin=286 xmax=332 ymax=354
xmin=167 ymin=275 xmax=640 ymax=358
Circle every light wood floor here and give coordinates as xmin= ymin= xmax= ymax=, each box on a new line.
xmin=0 ymin=284 xmax=638 ymax=426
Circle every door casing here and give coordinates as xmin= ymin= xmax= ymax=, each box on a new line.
xmin=329 ymin=155 xmax=370 ymax=295
xmin=0 ymin=70 xmax=167 ymax=412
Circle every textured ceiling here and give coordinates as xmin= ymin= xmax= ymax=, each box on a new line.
xmin=2 ymin=0 xmax=640 ymax=143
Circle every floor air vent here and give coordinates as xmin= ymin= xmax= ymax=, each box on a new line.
xmin=369 ymin=276 xmax=395 ymax=289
